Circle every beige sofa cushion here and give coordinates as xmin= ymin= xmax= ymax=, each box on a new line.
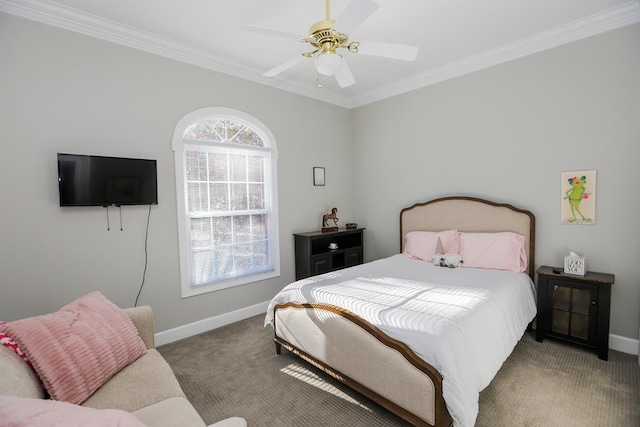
xmin=82 ymin=349 xmax=186 ymax=412
xmin=132 ymin=397 xmax=248 ymax=427
xmin=132 ymin=397 xmax=206 ymax=427
xmin=0 ymin=395 xmax=146 ymax=427
xmin=0 ymin=346 xmax=45 ymax=399
xmin=208 ymin=418 xmax=248 ymax=427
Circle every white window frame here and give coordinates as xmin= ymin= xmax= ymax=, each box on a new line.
xmin=172 ymin=107 xmax=280 ymax=297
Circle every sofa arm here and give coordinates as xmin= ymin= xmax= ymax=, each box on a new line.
xmin=123 ymin=306 xmax=155 ymax=349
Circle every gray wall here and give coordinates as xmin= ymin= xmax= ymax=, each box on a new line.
xmin=1 ymin=12 xmax=638 ymax=342
xmin=0 ymin=13 xmax=354 ymax=332
xmin=352 ymin=23 xmax=640 ymax=339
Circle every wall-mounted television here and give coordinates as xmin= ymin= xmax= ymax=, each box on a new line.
xmin=57 ymin=153 xmax=158 ymax=207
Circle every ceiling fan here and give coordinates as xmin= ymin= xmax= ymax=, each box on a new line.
xmin=245 ymin=0 xmax=419 ymax=88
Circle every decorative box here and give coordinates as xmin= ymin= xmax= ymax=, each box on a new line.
xmin=564 ymin=252 xmax=586 ymax=276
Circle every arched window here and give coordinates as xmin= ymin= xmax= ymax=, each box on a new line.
xmin=172 ymin=108 xmax=280 ymax=297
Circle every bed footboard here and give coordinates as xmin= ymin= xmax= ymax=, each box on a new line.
xmin=273 ymin=303 xmax=452 ymax=427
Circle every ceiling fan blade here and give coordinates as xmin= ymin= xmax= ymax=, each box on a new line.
xmin=242 ymin=25 xmax=303 ymax=40
xmin=334 ymin=0 xmax=379 ymax=34
xmin=263 ymin=55 xmax=306 ymax=77
xmin=354 ymin=40 xmax=419 ymax=61
xmin=334 ymin=60 xmax=356 ymax=88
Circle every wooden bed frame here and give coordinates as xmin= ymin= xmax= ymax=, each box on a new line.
xmin=273 ymin=196 xmax=535 ymax=427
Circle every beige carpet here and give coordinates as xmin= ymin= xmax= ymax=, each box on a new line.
xmin=158 ymin=314 xmax=640 ymax=427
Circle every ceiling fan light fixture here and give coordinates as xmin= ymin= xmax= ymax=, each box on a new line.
xmin=316 ymin=52 xmax=343 ymax=76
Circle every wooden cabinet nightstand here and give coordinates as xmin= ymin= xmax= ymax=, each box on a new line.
xmin=535 ymin=266 xmax=614 ymax=360
xmin=293 ymin=228 xmax=365 ymax=280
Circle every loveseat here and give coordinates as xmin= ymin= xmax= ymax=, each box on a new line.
xmin=0 ymin=295 xmax=246 ymax=427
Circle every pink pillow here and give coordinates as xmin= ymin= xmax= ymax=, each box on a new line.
xmin=458 ymin=231 xmax=527 ymax=272
xmin=0 ymin=395 xmax=147 ymax=427
xmin=403 ymin=230 xmax=458 ymax=261
xmin=0 ymin=292 xmax=147 ymax=404
xmin=0 ymin=322 xmax=33 ymax=370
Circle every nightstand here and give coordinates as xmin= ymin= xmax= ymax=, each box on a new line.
xmin=535 ymin=266 xmax=614 ymax=360
xmin=293 ymin=228 xmax=365 ymax=280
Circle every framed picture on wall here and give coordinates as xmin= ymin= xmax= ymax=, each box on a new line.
xmin=561 ymin=170 xmax=596 ymax=224
xmin=313 ymin=167 xmax=325 ymax=186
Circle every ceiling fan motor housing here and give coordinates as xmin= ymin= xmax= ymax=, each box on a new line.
xmin=308 ymin=20 xmax=349 ymax=53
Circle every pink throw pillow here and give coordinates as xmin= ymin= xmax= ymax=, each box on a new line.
xmin=0 ymin=322 xmax=33 ymax=370
xmin=458 ymin=231 xmax=527 ymax=272
xmin=0 ymin=395 xmax=147 ymax=427
xmin=403 ymin=230 xmax=458 ymax=261
xmin=0 ymin=292 xmax=147 ymax=404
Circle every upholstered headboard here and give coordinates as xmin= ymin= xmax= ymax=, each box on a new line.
xmin=400 ymin=196 xmax=535 ymax=278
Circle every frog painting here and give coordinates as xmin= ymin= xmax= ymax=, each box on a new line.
xmin=561 ymin=170 xmax=596 ymax=224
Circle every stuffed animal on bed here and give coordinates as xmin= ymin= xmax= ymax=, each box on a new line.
xmin=431 ymin=236 xmax=464 ymax=268
xmin=432 ymin=253 xmax=464 ymax=268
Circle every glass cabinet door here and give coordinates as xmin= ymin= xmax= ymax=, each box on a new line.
xmin=549 ymin=280 xmax=597 ymax=343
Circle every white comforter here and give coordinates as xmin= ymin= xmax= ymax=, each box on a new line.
xmin=265 ymin=254 xmax=537 ymax=427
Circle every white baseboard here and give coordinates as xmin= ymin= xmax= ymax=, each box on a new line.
xmin=154 ymin=300 xmax=270 ymax=347
xmin=610 ymin=333 xmax=640 ymax=357
xmin=155 ymin=303 xmax=640 ymax=361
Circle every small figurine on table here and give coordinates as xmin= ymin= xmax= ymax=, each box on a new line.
xmin=322 ymin=207 xmax=339 ymax=232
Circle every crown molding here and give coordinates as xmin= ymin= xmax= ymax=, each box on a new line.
xmin=350 ymin=1 xmax=640 ymax=108
xmin=1 ymin=0 xmax=638 ymax=109
xmin=0 ymin=0 xmax=354 ymax=108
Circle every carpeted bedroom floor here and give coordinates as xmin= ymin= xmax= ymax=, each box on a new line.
xmin=158 ymin=314 xmax=640 ymax=427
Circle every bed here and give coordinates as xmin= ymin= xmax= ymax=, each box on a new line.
xmin=265 ymin=196 xmax=536 ymax=427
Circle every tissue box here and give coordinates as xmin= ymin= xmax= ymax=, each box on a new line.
xmin=564 ymin=255 xmax=586 ymax=275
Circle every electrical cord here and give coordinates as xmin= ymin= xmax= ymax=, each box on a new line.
xmin=134 ymin=204 xmax=152 ymax=307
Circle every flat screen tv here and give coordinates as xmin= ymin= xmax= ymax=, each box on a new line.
xmin=57 ymin=153 xmax=158 ymax=207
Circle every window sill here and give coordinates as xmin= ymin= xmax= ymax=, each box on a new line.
xmin=181 ymin=268 xmax=281 ymax=298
